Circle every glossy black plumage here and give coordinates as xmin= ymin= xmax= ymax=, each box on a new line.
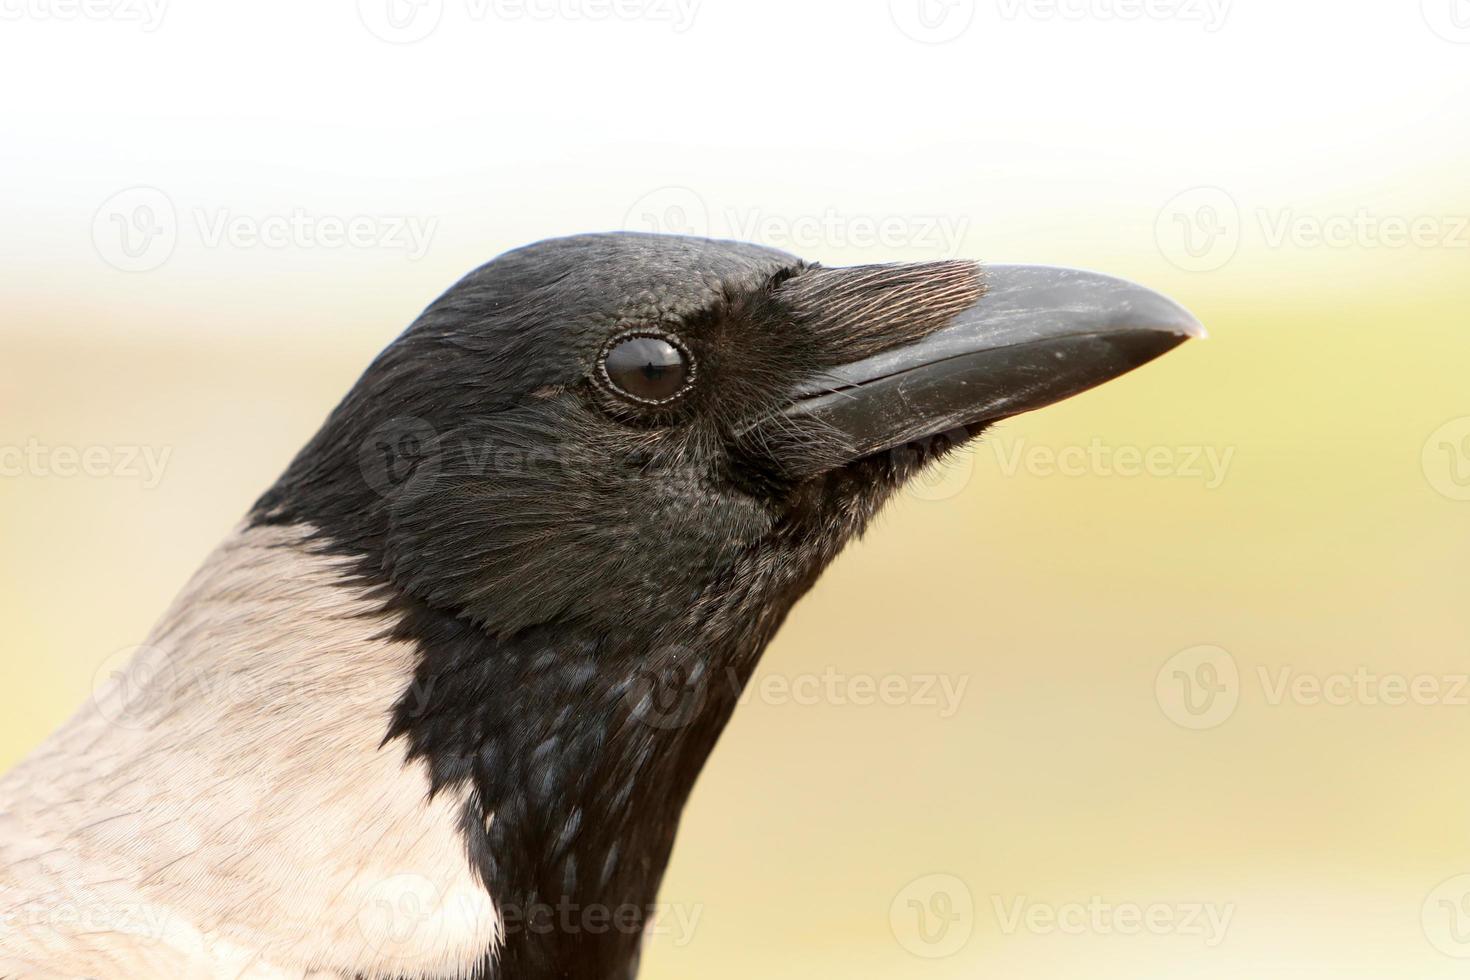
xmin=251 ymin=232 xmax=1193 ymax=979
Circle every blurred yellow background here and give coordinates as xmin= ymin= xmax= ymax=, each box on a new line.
xmin=4 ymin=0 xmax=1470 ymax=976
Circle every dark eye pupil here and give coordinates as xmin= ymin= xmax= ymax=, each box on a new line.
xmin=604 ymin=337 xmax=690 ymax=403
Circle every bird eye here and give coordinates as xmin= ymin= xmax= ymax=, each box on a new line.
xmin=600 ymin=334 xmax=694 ymax=405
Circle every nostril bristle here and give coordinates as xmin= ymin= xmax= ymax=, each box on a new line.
xmin=775 ymin=260 xmax=985 ymax=363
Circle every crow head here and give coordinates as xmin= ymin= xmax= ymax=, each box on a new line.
xmin=262 ymin=233 xmax=1197 ymax=647
xmin=253 ymin=231 xmax=1199 ymax=977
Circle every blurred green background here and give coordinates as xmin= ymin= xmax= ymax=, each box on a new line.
xmin=3 ymin=1 xmax=1470 ymax=976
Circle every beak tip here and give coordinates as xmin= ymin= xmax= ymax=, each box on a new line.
xmin=1167 ymin=305 xmax=1209 ymax=341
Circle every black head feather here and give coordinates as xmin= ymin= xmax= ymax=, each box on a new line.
xmin=252 ymin=232 xmax=984 ymax=979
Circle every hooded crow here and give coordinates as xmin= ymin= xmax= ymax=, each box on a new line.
xmin=0 ymin=233 xmax=1200 ymax=979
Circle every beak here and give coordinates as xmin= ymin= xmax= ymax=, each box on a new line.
xmin=751 ymin=264 xmax=1203 ymax=467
